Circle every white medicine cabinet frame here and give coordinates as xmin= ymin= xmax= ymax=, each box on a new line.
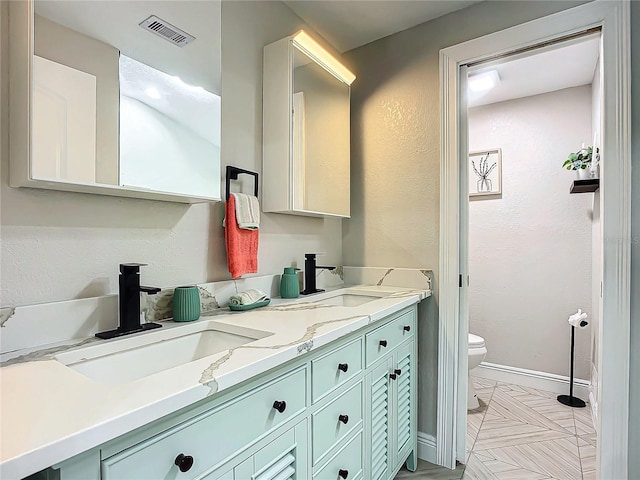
xmin=263 ymin=30 xmax=355 ymax=218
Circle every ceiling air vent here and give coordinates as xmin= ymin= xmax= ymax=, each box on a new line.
xmin=139 ymin=15 xmax=195 ymax=48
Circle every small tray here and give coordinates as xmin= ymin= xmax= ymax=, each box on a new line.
xmin=229 ymin=299 xmax=271 ymax=311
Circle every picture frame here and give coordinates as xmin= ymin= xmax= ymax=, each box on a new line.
xmin=469 ymin=148 xmax=502 ymax=197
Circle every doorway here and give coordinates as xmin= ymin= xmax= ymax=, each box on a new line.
xmin=437 ymin=2 xmax=631 ymax=479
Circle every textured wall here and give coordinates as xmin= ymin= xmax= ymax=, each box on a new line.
xmin=344 ymin=0 xmax=588 ymax=439
xmin=0 ymin=1 xmax=342 ymax=307
xmin=468 ymin=86 xmax=593 ymax=380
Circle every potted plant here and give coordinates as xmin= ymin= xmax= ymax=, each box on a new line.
xmin=563 ymin=144 xmax=598 ymax=178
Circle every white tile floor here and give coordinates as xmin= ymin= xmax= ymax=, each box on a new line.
xmin=394 ymin=377 xmax=596 ymax=479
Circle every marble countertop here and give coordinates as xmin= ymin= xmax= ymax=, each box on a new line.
xmin=0 ymin=285 xmax=430 ymax=479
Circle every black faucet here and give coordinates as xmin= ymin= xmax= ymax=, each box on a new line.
xmin=96 ymin=263 xmax=162 ymax=339
xmin=301 ymin=253 xmax=336 ymax=295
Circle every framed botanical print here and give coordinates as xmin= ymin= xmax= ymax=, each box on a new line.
xmin=469 ymin=148 xmax=502 ymax=197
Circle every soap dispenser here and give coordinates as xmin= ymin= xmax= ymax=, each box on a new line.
xmin=280 ymin=267 xmax=300 ymax=298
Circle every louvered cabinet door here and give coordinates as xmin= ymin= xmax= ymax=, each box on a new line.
xmin=393 ymin=340 xmax=415 ymax=465
xmin=233 ymin=420 xmax=308 ymax=480
xmin=366 ymin=359 xmax=393 ymax=480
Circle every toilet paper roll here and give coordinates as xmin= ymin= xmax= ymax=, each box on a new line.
xmin=568 ymin=309 xmax=589 ymax=328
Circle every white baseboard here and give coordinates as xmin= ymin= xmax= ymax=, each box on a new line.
xmin=473 ymin=362 xmax=590 ymax=400
xmin=417 ymin=431 xmax=437 ymax=464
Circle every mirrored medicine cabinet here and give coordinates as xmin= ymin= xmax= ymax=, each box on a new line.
xmin=262 ymin=31 xmax=355 ymax=218
xmin=8 ymin=0 xmax=222 ymax=203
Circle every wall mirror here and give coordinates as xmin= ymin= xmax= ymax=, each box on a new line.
xmin=9 ymin=0 xmax=221 ymax=203
xmin=263 ymin=31 xmax=355 ymax=218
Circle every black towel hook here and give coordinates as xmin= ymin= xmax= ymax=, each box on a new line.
xmin=225 ymin=166 xmax=259 ymax=201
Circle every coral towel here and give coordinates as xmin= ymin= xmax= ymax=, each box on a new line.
xmin=225 ymin=194 xmax=259 ymax=278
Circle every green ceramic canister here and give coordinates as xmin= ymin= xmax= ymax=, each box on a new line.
xmin=280 ymin=267 xmax=300 ymax=298
xmin=172 ymin=286 xmax=201 ymax=322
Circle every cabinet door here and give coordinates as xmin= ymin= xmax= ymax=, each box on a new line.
xmin=232 ymin=420 xmax=308 ymax=480
xmin=393 ymin=340 xmax=415 ymax=465
xmin=366 ymin=358 xmax=393 ymax=480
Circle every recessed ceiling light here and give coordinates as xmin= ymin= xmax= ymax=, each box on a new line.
xmin=468 ymin=70 xmax=500 ymax=93
xmin=145 ymin=87 xmax=161 ymax=99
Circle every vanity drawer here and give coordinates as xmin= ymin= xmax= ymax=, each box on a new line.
xmin=365 ymin=309 xmax=415 ymax=367
xmin=312 ymin=382 xmax=363 ymax=465
xmin=313 ymin=431 xmax=363 ymax=480
xmin=102 ymin=367 xmax=307 ymax=480
xmin=312 ymin=338 xmax=362 ymax=403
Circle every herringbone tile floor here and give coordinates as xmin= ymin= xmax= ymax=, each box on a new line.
xmin=395 ymin=377 xmax=596 ymax=479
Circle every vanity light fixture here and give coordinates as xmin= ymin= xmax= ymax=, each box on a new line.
xmin=292 ymin=30 xmax=356 ymax=85
xmin=144 ymin=87 xmax=161 ymax=99
xmin=468 ymin=70 xmax=500 ymax=93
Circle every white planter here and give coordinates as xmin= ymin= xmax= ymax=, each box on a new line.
xmin=576 ymin=168 xmax=590 ymax=180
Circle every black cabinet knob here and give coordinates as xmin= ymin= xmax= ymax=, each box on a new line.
xmin=379 ymin=340 xmax=388 ymax=348
xmin=174 ymin=454 xmax=194 ymax=473
xmin=272 ymin=400 xmax=287 ymax=413
xmin=338 ymin=414 xmax=349 ymax=424
xmin=389 ymin=373 xmax=397 ymax=380
xmin=394 ymin=369 xmax=402 ymax=376
xmin=338 ymin=363 xmax=349 ymax=373
xmin=338 ymin=469 xmax=349 ymax=479
xmin=403 ymin=325 xmax=411 ymax=332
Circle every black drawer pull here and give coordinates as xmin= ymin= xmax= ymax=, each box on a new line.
xmin=338 ymin=363 xmax=349 ymax=373
xmin=272 ymin=400 xmax=287 ymax=413
xmin=379 ymin=340 xmax=388 ymax=348
xmin=339 ymin=469 xmax=349 ymax=479
xmin=389 ymin=373 xmax=397 ymax=380
xmin=338 ymin=414 xmax=349 ymax=424
xmin=403 ymin=325 xmax=411 ymax=332
xmin=174 ymin=454 xmax=194 ymax=473
xmin=394 ymin=368 xmax=402 ymax=376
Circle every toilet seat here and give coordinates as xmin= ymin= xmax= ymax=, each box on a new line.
xmin=468 ymin=333 xmax=485 ymax=348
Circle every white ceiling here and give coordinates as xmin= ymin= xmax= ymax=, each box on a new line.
xmin=119 ymin=56 xmax=221 ymax=145
xmin=284 ymin=0 xmax=481 ymax=53
xmin=468 ymin=33 xmax=600 ymax=107
xmin=284 ymin=1 xmax=600 ymax=107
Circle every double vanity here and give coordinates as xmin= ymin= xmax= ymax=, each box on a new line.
xmin=0 ymin=284 xmax=431 ymax=480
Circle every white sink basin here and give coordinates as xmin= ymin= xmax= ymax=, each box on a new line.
xmin=316 ymin=294 xmax=383 ymax=307
xmin=55 ymin=321 xmax=272 ymax=386
xmin=312 ymin=290 xmax=389 ymax=307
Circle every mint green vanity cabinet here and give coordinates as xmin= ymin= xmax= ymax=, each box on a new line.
xmin=367 ymin=357 xmax=394 ymax=480
xmin=392 ymin=339 xmax=417 ymax=473
xmin=227 ymin=420 xmax=308 ymax=480
xmin=365 ymin=312 xmax=417 ymax=480
xmin=313 ymin=431 xmax=363 ymax=480
xmin=311 ymin=381 xmax=363 ymax=466
xmin=43 ymin=305 xmax=419 ymax=480
xmin=101 ymin=367 xmax=307 ymax=480
xmin=365 ymin=309 xmax=415 ymax=367
xmin=311 ymin=338 xmax=362 ymax=403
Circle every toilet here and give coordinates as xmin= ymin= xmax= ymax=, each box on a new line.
xmin=468 ymin=333 xmax=487 ymax=410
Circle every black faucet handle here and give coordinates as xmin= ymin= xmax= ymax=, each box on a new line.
xmin=140 ymin=286 xmax=161 ymax=295
xmin=120 ymin=263 xmax=148 ymax=274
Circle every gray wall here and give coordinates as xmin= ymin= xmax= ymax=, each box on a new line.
xmin=0 ymin=1 xmax=343 ymax=307
xmin=629 ymin=2 xmax=639 ymax=477
xmin=343 ymin=0 xmax=588 ymax=440
xmin=469 ymin=86 xmax=593 ymax=380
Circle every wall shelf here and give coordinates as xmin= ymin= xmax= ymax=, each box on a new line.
xmin=570 ymin=179 xmax=599 ymax=194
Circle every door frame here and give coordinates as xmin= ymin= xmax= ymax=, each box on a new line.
xmin=437 ymin=1 xmax=631 ymax=477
